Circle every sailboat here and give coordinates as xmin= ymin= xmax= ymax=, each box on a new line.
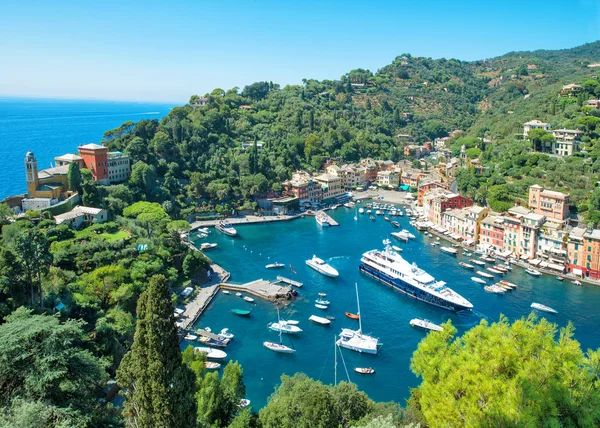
xmin=264 ymin=308 xmax=296 ymax=353
xmin=336 ymin=283 xmax=380 ymax=354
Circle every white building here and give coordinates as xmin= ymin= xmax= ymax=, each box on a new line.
xmin=523 ymin=120 xmax=551 ymax=138
xmin=107 ymin=151 xmax=131 ymax=184
xmin=54 ymin=206 xmax=108 ymax=228
xmin=314 ymin=173 xmax=345 ymax=200
xmin=551 ymin=129 xmax=584 ymax=156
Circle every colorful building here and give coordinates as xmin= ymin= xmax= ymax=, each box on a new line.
xmin=78 ymin=143 xmax=109 ymax=183
xmin=567 ymin=228 xmax=600 ymax=279
xmin=376 ymin=171 xmax=399 ymax=188
xmin=418 ymin=179 xmax=448 ymax=207
xmin=479 ymin=214 xmax=505 ymax=253
xmin=528 ymin=185 xmax=570 ymax=222
xmin=24 ymin=151 xmax=69 ymax=200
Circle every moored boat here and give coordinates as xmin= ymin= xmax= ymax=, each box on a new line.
xmin=410 ymin=318 xmax=443 ymax=332
xmin=315 ymin=304 xmax=328 ymax=310
xmin=345 ymin=312 xmax=359 ymax=320
xmin=243 ymin=296 xmax=255 ymax=303
xmin=221 ymin=290 xmax=230 ymax=295
xmin=526 ymin=268 xmax=542 ymax=277
xmin=354 ymin=367 xmax=375 ymax=375
xmin=200 ymin=243 xmax=218 ymax=250
xmin=471 ymin=276 xmax=487 ymax=284
xmin=401 ymin=229 xmax=416 ymax=239
xmin=391 ymin=221 xmax=400 ymax=228
xmin=486 ymin=267 xmax=503 ymax=274
xmin=184 ymin=334 xmax=198 ymax=341
xmin=309 ymin=315 xmax=331 ymax=325
xmin=392 ymin=245 xmax=402 ymax=252
xmin=315 ymin=299 xmax=330 ymax=306
xmin=268 ymin=321 xmax=302 ymax=334
xmin=360 ymin=242 xmax=473 ymax=312
xmin=459 ymin=262 xmax=475 ymax=269
xmin=306 ymin=255 xmax=339 ymax=277
xmin=194 ymin=347 xmax=227 ymax=359
xmin=205 ymin=362 xmax=221 ymax=369
xmin=531 ymin=302 xmax=557 ymax=313
xmin=391 ymin=231 xmax=409 ymax=241
xmin=470 ymin=259 xmax=486 ymax=266
xmin=337 ymin=283 xmax=380 ymax=354
xmin=231 ymin=309 xmax=251 ymax=316
xmin=264 ymin=309 xmax=296 ymax=353
xmin=216 ymin=221 xmax=238 ymax=236
xmin=477 ymin=271 xmax=494 ymax=279
xmin=440 ymin=246 xmax=458 ymax=255
xmin=499 ymin=280 xmax=517 ymax=289
xmin=266 ymin=262 xmax=285 ymax=269
xmin=484 ymin=285 xmax=506 ymax=294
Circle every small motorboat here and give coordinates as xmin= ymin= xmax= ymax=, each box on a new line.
xmin=410 ymin=318 xmax=443 ymax=332
xmin=392 ymin=245 xmax=402 ymax=252
xmin=325 ymin=315 xmax=336 ymax=320
xmin=531 ymin=302 xmax=557 ymax=314
xmin=205 ymin=362 xmax=221 ymax=370
xmin=309 ymin=315 xmax=331 ymax=325
xmin=499 ymin=280 xmax=517 ymax=289
xmin=318 ymin=292 xmax=327 ymax=297
xmin=401 ymin=229 xmax=416 ymax=239
xmin=485 ymin=285 xmax=506 ymax=294
xmin=198 ymin=227 xmax=211 ymax=234
xmin=315 ymin=304 xmax=328 ymax=310
xmin=354 ymin=367 xmax=375 ymax=375
xmin=471 ymin=277 xmax=487 ymax=285
xmin=526 ymin=268 xmax=542 ymax=277
xmin=200 ymin=243 xmax=218 ymax=251
xmin=556 ymin=276 xmax=565 ymax=281
xmin=440 ymin=246 xmax=458 ymax=255
xmin=184 ymin=334 xmax=198 ymax=341
xmin=283 ymin=320 xmax=300 ymax=325
xmin=370 ymin=215 xmax=375 ymax=221
xmin=268 ymin=321 xmax=302 ymax=334
xmin=463 ymin=252 xmax=472 ymax=257
xmin=235 ymin=292 xmax=242 ymax=297
xmin=194 ymin=347 xmax=227 ymax=359
xmin=315 ymin=299 xmax=330 ymax=306
xmin=391 ymin=221 xmax=400 ymax=228
xmin=239 ymin=399 xmax=251 ymax=408
xmin=470 ymin=259 xmax=486 ymax=266
xmin=480 ymin=256 xmax=496 ymax=262
xmin=266 ymin=262 xmax=285 ymax=269
xmin=459 ymin=262 xmax=475 ymax=269
xmin=486 ymin=267 xmax=503 ymax=274
xmin=218 ymin=328 xmax=234 ymax=340
xmin=477 ymin=271 xmax=494 ymax=279
xmin=384 ymin=217 xmax=390 ymax=221
xmin=231 ymin=309 xmax=251 ymax=316
xmin=221 ymin=290 xmax=230 ymax=295
xmin=573 ymin=280 xmax=582 ymax=286
xmin=243 ymin=296 xmax=255 ymax=303
xmin=345 ymin=312 xmax=360 ymax=320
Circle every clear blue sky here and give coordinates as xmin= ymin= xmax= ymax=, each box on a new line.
xmin=1 ymin=0 xmax=599 ymax=103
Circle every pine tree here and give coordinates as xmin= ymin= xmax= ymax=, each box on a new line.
xmin=309 ymin=110 xmax=315 ymax=131
xmin=117 ymin=274 xmax=196 ymax=427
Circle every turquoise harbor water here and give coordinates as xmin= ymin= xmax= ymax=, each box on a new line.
xmin=186 ymin=207 xmax=600 ymax=410
xmin=0 ymin=97 xmax=174 ymax=199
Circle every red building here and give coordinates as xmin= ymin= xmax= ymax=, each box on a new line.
xmin=78 ymin=143 xmax=109 ymax=184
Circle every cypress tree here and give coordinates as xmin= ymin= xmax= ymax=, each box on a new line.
xmin=67 ymin=162 xmax=82 ymax=194
xmin=117 ymin=274 xmax=196 ymax=427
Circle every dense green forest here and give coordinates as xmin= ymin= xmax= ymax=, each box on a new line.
xmin=2 ymin=41 xmax=600 ymax=427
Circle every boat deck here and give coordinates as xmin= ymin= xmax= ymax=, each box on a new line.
xmin=316 ymin=210 xmax=339 ymax=226
xmin=275 ymin=275 xmax=303 ymax=288
xmin=221 ymin=279 xmax=294 ymax=301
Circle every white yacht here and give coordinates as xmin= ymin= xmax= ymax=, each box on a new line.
xmin=194 ymin=347 xmax=227 ymax=359
xmin=391 ymin=231 xmax=409 ymax=242
xmin=360 ymin=242 xmax=473 ymax=311
xmin=410 ymin=318 xmax=443 ymax=332
xmin=531 ymin=302 xmax=557 ymax=314
xmin=440 ymin=246 xmax=458 ymax=255
xmin=268 ymin=320 xmax=302 ymax=334
xmin=218 ymin=328 xmax=234 ymax=340
xmin=358 ymin=208 xmax=365 ymax=214
xmin=309 ymin=315 xmax=331 ymax=325
xmin=200 ymin=243 xmax=218 ymax=250
xmin=471 ymin=276 xmax=486 ymax=284
xmin=337 ymin=283 xmax=380 ymax=354
xmin=266 ymin=262 xmax=285 ymax=269
xmin=526 ymin=268 xmax=542 ymax=277
xmin=306 ymin=255 xmax=339 ymax=277
xmin=315 ymin=212 xmax=330 ymax=227
xmin=401 ymin=229 xmax=416 ymax=239
xmin=216 ymin=221 xmax=238 ymax=236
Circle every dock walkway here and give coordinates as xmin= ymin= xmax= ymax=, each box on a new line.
xmin=221 ymin=279 xmax=294 ymax=301
xmin=180 ymin=283 xmax=219 ymax=331
xmin=276 ymin=275 xmax=303 ymax=288
xmin=190 ymin=214 xmax=303 ymax=230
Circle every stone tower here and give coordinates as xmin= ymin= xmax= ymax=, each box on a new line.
xmin=25 ymin=151 xmax=38 ymax=196
xmin=460 ymin=144 xmax=466 ymax=168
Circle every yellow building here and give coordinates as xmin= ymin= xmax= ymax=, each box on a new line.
xmin=25 ymin=151 xmax=69 ymax=199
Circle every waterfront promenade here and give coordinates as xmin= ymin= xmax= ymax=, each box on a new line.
xmin=190 ymin=213 xmax=303 ymax=230
xmin=221 ymin=279 xmax=295 ymax=301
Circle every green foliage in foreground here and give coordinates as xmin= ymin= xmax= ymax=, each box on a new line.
xmin=117 ymin=274 xmax=197 ymax=427
xmin=411 ymin=315 xmax=600 ymax=427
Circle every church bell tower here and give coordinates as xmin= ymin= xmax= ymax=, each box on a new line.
xmin=25 ymin=151 xmax=38 ymax=197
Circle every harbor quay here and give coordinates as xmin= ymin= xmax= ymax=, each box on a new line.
xmin=190 ymin=213 xmax=304 ymax=230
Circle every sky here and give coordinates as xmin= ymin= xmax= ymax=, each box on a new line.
xmin=1 ymin=0 xmax=599 ymax=103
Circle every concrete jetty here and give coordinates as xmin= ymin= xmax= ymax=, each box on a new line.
xmin=221 ymin=279 xmax=295 ymax=301
xmin=190 ymin=214 xmax=303 ymax=231
xmin=179 ymin=283 xmax=219 ymax=331
xmin=276 ymin=275 xmax=303 ymax=288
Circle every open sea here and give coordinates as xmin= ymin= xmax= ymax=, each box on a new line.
xmin=0 ymin=97 xmax=175 ymax=199
xmin=187 ymin=208 xmax=600 ymax=410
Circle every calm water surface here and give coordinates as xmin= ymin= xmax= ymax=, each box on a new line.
xmin=186 ymin=207 xmax=600 ymax=410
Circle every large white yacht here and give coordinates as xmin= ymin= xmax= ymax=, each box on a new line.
xmin=360 ymin=242 xmax=473 ymax=311
xmin=337 ymin=283 xmax=380 ymax=354
xmin=306 ymin=255 xmax=339 ymax=277
xmin=216 ymin=221 xmax=238 ymax=236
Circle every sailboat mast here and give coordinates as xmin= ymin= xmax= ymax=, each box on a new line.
xmin=334 ymin=336 xmax=337 ymax=386
xmin=277 ymin=308 xmax=283 ymax=345
xmin=355 ymin=282 xmax=362 ymax=333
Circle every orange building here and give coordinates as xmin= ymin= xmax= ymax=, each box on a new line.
xmin=78 ymin=143 xmax=109 ymax=184
xmin=528 ymin=185 xmax=570 ymax=222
